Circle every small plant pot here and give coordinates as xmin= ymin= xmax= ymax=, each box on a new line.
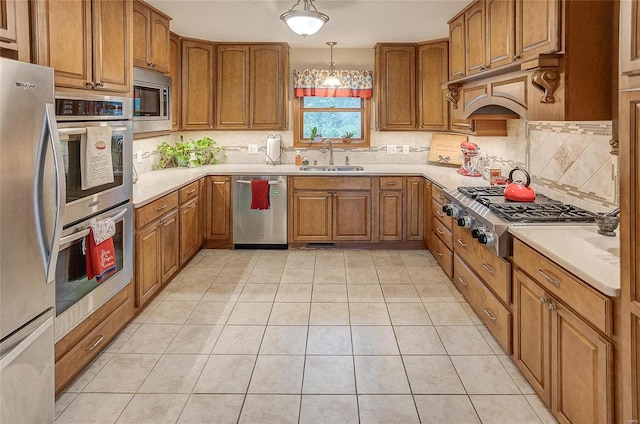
xmin=312 ymin=136 xmax=323 ymax=142
xmin=342 ymin=138 xmax=352 ymax=144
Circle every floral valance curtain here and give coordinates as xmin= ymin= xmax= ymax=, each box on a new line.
xmin=293 ymin=69 xmax=373 ymax=98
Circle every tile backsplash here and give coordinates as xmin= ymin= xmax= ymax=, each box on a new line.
xmin=133 ymin=118 xmax=617 ymax=212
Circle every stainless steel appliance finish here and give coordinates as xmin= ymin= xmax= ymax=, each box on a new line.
xmin=0 ymin=58 xmax=58 ymax=424
xmin=232 ymin=176 xmax=288 ymax=247
xmin=132 ymin=68 xmax=171 ymax=134
xmin=443 ymin=186 xmax=596 ymax=257
xmin=54 ymin=203 xmax=133 ymax=341
xmin=55 ymin=92 xmax=133 ymax=226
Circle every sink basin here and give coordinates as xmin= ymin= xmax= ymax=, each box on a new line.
xmin=299 ymin=165 xmax=365 ymax=172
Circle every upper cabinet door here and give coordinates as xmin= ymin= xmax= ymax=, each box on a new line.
xmin=485 ymin=0 xmax=515 ymax=69
xmin=132 ymin=1 xmax=151 ymax=68
xmin=465 ymin=1 xmax=486 ymax=76
xmin=515 ymin=0 xmax=559 ymax=60
xmin=169 ymin=33 xmax=181 ymax=130
xmin=448 ymin=14 xmax=465 ymax=79
xmin=375 ymin=44 xmax=416 ymax=130
xmin=133 ymin=0 xmax=170 ymax=72
xmin=216 ymin=45 xmax=250 ymax=129
xmin=181 ymin=39 xmax=215 ymax=129
xmin=417 ymin=41 xmax=449 ymax=131
xmin=250 ymin=44 xmax=287 ymax=129
xmin=621 ymin=0 xmax=640 ymax=76
xmin=92 ymin=0 xmax=131 ymax=92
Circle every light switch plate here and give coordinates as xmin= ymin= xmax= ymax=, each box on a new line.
xmin=387 ymin=145 xmax=397 ymax=155
xmin=402 ymin=145 xmax=410 ymax=155
xmin=136 ymin=150 xmax=143 ymax=163
xmin=248 ymin=144 xmax=258 ymax=154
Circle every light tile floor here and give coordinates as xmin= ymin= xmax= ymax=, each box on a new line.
xmin=55 ymin=249 xmax=558 ymax=424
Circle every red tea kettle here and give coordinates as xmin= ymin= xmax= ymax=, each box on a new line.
xmin=504 ymin=168 xmax=536 ymax=202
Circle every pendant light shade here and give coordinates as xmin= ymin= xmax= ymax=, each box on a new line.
xmin=280 ymin=0 xmax=329 ymax=37
xmin=321 ymin=42 xmax=342 ymax=87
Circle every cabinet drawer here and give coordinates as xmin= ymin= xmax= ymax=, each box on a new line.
xmin=433 ymin=216 xmax=453 ymax=250
xmin=379 ymin=176 xmax=404 ymax=189
xmin=432 ymin=199 xmax=453 ymax=230
xmin=179 ymin=181 xmax=199 ymax=204
xmin=292 ymin=176 xmax=372 ymax=191
xmin=431 ymin=231 xmax=453 ymax=278
xmin=453 ymin=253 xmax=475 ymax=302
xmin=454 ymin=225 xmax=511 ymax=304
xmin=513 ymin=238 xmax=612 ymax=335
xmin=431 ymin=184 xmax=447 ymax=203
xmin=136 ymin=191 xmax=179 ymax=229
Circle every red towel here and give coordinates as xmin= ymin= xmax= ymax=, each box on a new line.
xmin=250 ymin=179 xmax=270 ymax=210
xmin=86 ymin=228 xmax=117 ymax=283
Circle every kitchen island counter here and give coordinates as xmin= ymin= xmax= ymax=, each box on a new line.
xmin=509 ymin=225 xmax=620 ymax=297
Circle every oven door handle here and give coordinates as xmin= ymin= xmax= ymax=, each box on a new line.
xmin=57 ymin=126 xmax=128 ymax=137
xmin=34 ymin=104 xmax=66 ymax=285
xmin=59 ymin=229 xmax=91 ymax=250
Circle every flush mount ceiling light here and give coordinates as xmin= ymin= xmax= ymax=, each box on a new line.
xmin=322 ymin=42 xmax=342 ymax=87
xmin=280 ymin=0 xmax=329 ymax=37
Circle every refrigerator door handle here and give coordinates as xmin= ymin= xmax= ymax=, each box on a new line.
xmin=0 ymin=313 xmax=53 ymax=369
xmin=34 ymin=104 xmax=65 ymax=285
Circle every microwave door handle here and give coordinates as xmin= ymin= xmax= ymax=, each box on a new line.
xmin=35 ymin=104 xmax=66 ymax=285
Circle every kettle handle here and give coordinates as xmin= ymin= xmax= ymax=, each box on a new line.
xmin=508 ymin=168 xmax=531 ymax=187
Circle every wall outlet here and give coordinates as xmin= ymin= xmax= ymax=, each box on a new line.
xmin=136 ymin=150 xmax=143 ymax=163
xmin=248 ymin=144 xmax=259 ymax=154
xmin=402 ymin=145 xmax=410 ymax=155
xmin=387 ymin=144 xmax=397 ymax=155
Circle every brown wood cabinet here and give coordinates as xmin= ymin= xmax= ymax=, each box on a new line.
xmin=417 ymin=41 xmax=449 ymax=131
xmin=135 ymin=193 xmax=180 ymax=308
xmin=33 ymin=0 xmax=132 ymax=93
xmin=515 ymin=0 xmax=559 ymax=61
xmin=376 ymin=42 xmax=449 ymax=131
xmin=204 ymin=176 xmax=232 ymax=247
xmin=430 ymin=184 xmax=453 ymax=277
xmin=181 ymin=38 xmax=215 ymax=130
xmin=289 ymin=177 xmax=372 ymax=243
xmin=465 ymin=0 xmax=485 ymax=76
xmin=513 ymin=239 xmax=614 ymax=424
xmin=133 ymin=0 xmax=170 ymax=73
xmin=423 ymin=179 xmax=432 ymax=250
xmin=405 ymin=177 xmax=424 ymax=241
xmin=179 ymin=181 xmax=200 ymax=264
xmin=486 ymin=0 xmax=514 ymax=69
xmin=169 ymin=32 xmax=181 ymax=130
xmin=0 ymin=0 xmax=30 ymax=61
xmin=55 ymin=282 xmax=133 ymax=395
xmin=449 ymin=14 xmax=465 ymax=80
xmin=377 ymin=177 xmax=403 ymax=241
xmin=216 ymin=43 xmax=288 ymax=130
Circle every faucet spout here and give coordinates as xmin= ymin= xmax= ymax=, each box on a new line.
xmin=321 ymin=138 xmax=334 ymax=165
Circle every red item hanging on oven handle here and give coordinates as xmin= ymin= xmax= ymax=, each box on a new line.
xmin=504 ymin=168 xmax=536 ymax=202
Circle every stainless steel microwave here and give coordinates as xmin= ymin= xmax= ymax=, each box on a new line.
xmin=133 ymin=68 xmax=171 ymax=134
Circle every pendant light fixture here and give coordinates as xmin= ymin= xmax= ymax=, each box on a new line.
xmin=280 ymin=0 xmax=329 ymax=37
xmin=321 ymin=42 xmax=342 ymax=87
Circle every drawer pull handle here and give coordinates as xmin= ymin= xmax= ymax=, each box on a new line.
xmin=548 ymin=303 xmax=557 ymax=311
xmin=385 ymin=181 xmax=398 ymax=186
xmin=436 ymin=228 xmax=445 ymax=235
xmin=457 ymin=239 xmax=467 ymax=247
xmin=437 ymin=194 xmax=444 ymax=199
xmin=481 ymin=263 xmax=495 ymax=275
xmin=538 ymin=268 xmax=560 ymax=285
xmin=187 ymin=189 xmax=196 ymax=194
xmin=435 ymin=250 xmax=444 ymax=257
xmin=85 ymin=334 xmax=104 ymax=351
xmin=188 ymin=203 xmax=197 ymax=209
xmin=483 ymin=308 xmax=497 ymax=321
xmin=457 ymin=276 xmax=468 ymax=286
xmin=213 ymin=180 xmax=228 ymax=185
xmin=436 ymin=211 xmax=445 ymax=217
xmin=156 ymin=204 xmax=167 ymax=212
xmin=539 ymin=296 xmax=548 ymax=304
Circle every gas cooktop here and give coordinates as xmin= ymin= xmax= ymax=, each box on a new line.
xmin=456 ymin=186 xmax=596 ymax=224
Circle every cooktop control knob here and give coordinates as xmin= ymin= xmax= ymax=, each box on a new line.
xmin=457 ymin=216 xmax=474 ymax=228
xmin=478 ymin=230 xmax=496 ymax=246
xmin=443 ymin=204 xmax=463 ymax=218
xmin=471 ymin=227 xmax=484 ymax=238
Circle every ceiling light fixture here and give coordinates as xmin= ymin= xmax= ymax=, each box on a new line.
xmin=280 ymin=0 xmax=329 ymax=37
xmin=322 ymin=42 xmax=342 ymax=87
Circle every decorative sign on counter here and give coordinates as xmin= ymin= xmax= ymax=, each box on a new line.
xmin=428 ymin=133 xmax=468 ymax=167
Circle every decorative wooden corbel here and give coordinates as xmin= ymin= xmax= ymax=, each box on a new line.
xmin=444 ymin=87 xmax=459 ymax=109
xmin=531 ymin=68 xmax=559 ymax=104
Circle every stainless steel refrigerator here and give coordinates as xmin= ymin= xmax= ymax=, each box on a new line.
xmin=0 ymin=58 xmax=62 ymax=423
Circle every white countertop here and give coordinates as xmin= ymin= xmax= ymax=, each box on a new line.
xmin=509 ymin=226 xmax=620 ymax=297
xmin=133 ymin=163 xmax=620 ymax=297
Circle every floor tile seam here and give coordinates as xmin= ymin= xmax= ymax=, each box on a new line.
xmin=522 ymin=394 xmax=554 ymax=424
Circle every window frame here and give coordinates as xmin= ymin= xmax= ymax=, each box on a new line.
xmin=293 ymin=96 xmax=371 ymax=147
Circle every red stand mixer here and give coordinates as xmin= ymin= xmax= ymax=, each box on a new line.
xmin=457 ymin=141 xmax=482 ymax=177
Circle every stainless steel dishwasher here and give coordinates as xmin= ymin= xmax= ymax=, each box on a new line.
xmin=232 ymin=175 xmax=288 ymax=248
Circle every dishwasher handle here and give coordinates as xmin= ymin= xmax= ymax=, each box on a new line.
xmin=237 ymin=180 xmax=281 ymax=185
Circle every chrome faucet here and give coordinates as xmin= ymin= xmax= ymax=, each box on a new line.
xmin=320 ymin=138 xmax=334 ymax=165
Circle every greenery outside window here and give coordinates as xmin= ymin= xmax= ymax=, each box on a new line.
xmin=293 ymin=96 xmax=371 ymax=147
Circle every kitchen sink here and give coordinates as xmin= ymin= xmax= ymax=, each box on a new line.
xmin=299 ymin=165 xmax=365 ymax=172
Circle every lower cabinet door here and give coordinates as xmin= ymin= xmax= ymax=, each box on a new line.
xmin=135 ymin=222 xmax=161 ymax=307
xmin=333 ymin=191 xmax=372 ymax=241
xmin=160 ymin=209 xmax=180 ymax=283
xmin=180 ymin=198 xmax=200 ymax=264
xmin=291 ymin=191 xmax=332 ymax=241
xmin=378 ymin=190 xmax=403 ymax=241
xmin=551 ymin=303 xmax=613 ymax=424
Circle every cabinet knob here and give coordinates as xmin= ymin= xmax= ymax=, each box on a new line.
xmin=85 ymin=81 xmax=95 ymax=88
xmin=539 ymin=296 xmax=548 ymax=304
xmin=513 ymin=55 xmax=521 ymax=61
xmin=548 ymin=303 xmax=557 ymax=311
xmin=95 ymin=81 xmax=104 ymax=88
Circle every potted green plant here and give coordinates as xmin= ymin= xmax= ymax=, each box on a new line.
xmin=341 ymin=131 xmax=354 ymax=144
xmin=155 ymin=136 xmax=226 ymax=169
xmin=156 ymin=141 xmax=177 ymax=169
xmin=310 ymin=127 xmax=323 ymax=142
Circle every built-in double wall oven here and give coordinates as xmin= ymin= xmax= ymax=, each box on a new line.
xmin=53 ymin=92 xmax=133 ymax=341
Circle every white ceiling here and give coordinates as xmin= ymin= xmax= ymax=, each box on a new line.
xmin=147 ymin=0 xmax=472 ymax=49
